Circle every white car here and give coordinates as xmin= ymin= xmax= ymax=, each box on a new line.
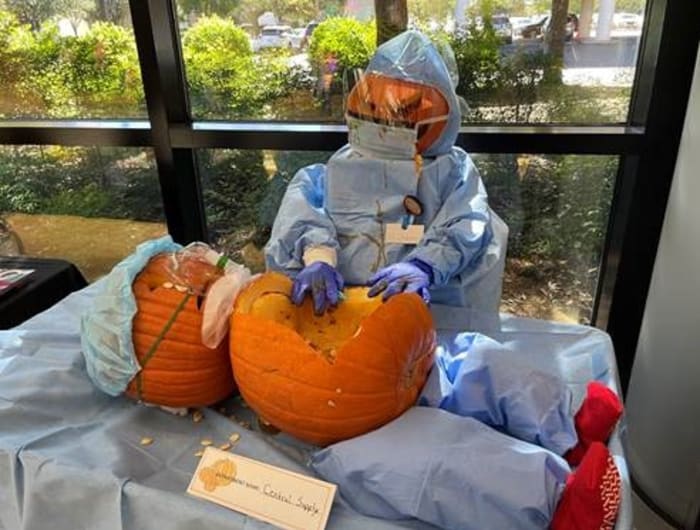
xmin=284 ymin=27 xmax=307 ymax=50
xmin=613 ymin=13 xmax=642 ymax=29
xmin=253 ymin=25 xmax=293 ymax=51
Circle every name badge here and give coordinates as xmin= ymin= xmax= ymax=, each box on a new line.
xmin=187 ymin=447 xmax=337 ymax=530
xmin=385 ymin=223 xmax=425 ymax=245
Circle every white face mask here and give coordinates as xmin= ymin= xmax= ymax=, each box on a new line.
xmin=346 ymin=114 xmax=448 ymax=159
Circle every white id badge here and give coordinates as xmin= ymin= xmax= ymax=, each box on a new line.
xmin=385 ymin=223 xmax=424 ymax=245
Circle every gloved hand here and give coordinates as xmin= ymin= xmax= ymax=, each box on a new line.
xmin=292 ymin=261 xmax=345 ymax=315
xmin=367 ymin=259 xmax=433 ymax=303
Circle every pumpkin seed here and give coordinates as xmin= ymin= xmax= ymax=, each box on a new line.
xmin=200 ymin=438 xmax=213 ymax=446
xmin=218 ymin=443 xmax=232 ymax=451
xmin=174 ymin=284 xmax=187 ymax=292
xmin=327 ymin=400 xmax=336 ymax=407
xmin=192 ymin=410 xmax=204 ymax=423
xmin=140 ymin=437 xmax=153 ymax=446
xmin=239 ymin=421 xmax=251 ymax=429
xmin=162 ymin=282 xmax=174 ymax=289
xmin=194 ymin=450 xmax=204 ymax=457
xmin=229 ymin=433 xmax=241 ymax=444
xmin=258 ymin=417 xmax=281 ymax=435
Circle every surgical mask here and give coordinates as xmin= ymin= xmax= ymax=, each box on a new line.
xmin=346 ymin=114 xmax=448 ymax=160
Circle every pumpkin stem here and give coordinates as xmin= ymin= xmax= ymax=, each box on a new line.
xmin=135 ymin=291 xmax=192 ymax=399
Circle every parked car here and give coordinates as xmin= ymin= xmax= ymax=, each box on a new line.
xmin=522 ymin=14 xmax=578 ymax=41
xmin=520 ymin=16 xmax=548 ymax=39
xmin=300 ymin=21 xmax=319 ymax=50
xmin=613 ymin=12 xmax=642 ymax=29
xmin=252 ymin=25 xmax=293 ymax=51
xmin=492 ymin=14 xmax=513 ymax=44
xmin=284 ymin=27 xmax=307 ymax=50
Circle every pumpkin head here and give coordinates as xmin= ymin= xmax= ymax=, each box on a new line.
xmin=125 ymin=252 xmax=236 ymax=407
xmin=229 ymin=272 xmax=436 ymax=446
xmin=346 ymin=72 xmax=450 ymax=154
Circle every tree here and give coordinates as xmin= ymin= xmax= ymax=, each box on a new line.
xmin=375 ymin=0 xmax=407 ymax=46
xmin=60 ymin=0 xmax=93 ymax=35
xmin=409 ymin=0 xmax=452 ymax=23
xmin=2 ymin=0 xmax=56 ymax=30
xmin=543 ymin=0 xmax=569 ymax=83
xmin=95 ymin=0 xmax=130 ymax=25
xmin=178 ymin=0 xmax=239 ymax=18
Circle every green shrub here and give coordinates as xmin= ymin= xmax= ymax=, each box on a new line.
xmin=182 ymin=16 xmax=304 ymax=119
xmin=308 ymin=17 xmax=375 ymax=77
xmin=60 ymin=22 xmax=144 ymax=116
xmin=182 ymin=16 xmax=259 ymax=118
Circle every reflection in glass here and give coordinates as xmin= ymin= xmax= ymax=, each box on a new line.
xmin=0 ymin=146 xmax=166 ymax=280
xmin=176 ymin=0 xmax=644 ymax=124
xmin=0 ymin=3 xmax=144 ymax=118
xmin=200 ymin=148 xmax=616 ymax=324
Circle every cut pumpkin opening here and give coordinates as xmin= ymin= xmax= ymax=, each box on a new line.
xmin=230 ymin=272 xmax=437 ymax=446
xmin=243 ymin=285 xmax=383 ymax=357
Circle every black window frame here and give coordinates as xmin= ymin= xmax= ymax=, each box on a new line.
xmin=0 ymin=0 xmax=697 ymax=404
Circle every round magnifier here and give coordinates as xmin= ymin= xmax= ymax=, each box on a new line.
xmin=403 ymin=195 xmax=424 ymax=217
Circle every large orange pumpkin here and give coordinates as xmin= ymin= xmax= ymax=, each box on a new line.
xmin=346 ymin=72 xmax=450 ymax=154
xmin=125 ymin=253 xmax=236 ymax=407
xmin=229 ymin=272 xmax=436 ymax=446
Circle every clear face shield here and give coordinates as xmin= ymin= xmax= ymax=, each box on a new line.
xmin=343 ymin=71 xmax=450 ymax=160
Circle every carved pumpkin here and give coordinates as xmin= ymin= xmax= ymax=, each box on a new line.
xmin=229 ymin=272 xmax=436 ymax=446
xmin=346 ymin=72 xmax=450 ymax=154
xmin=125 ymin=253 xmax=236 ymax=407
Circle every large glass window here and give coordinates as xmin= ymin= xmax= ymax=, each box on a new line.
xmin=199 ymin=148 xmax=616 ymax=324
xmin=176 ymin=0 xmax=645 ymax=124
xmin=0 ymin=2 xmax=145 ymax=118
xmin=0 ymin=146 xmax=166 ymax=280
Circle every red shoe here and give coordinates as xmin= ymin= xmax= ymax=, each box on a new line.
xmin=565 ymin=381 xmax=623 ymax=466
xmin=551 ymin=442 xmax=622 ymax=530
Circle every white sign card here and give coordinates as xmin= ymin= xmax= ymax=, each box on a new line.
xmin=187 ymin=447 xmax=337 ymax=530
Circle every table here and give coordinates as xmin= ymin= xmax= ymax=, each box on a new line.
xmin=0 ymin=256 xmax=88 ymax=329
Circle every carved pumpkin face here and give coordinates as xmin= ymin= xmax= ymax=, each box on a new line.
xmin=229 ymin=272 xmax=436 ymax=446
xmin=346 ymin=72 xmax=450 ymax=154
xmin=126 ymin=253 xmax=235 ymax=407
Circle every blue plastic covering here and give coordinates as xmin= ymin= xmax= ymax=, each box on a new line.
xmin=0 ymin=284 xmax=633 ymax=529
xmin=312 ymin=407 xmax=569 ymax=530
xmin=419 ymin=331 xmax=577 ymax=455
xmin=80 ymin=235 xmax=182 ymax=396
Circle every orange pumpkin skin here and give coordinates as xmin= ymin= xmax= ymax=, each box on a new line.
xmin=346 ymin=72 xmax=450 ymax=154
xmin=230 ymin=272 xmax=436 ymax=446
xmin=125 ymin=253 xmax=235 ymax=407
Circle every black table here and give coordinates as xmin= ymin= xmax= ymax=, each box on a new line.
xmin=0 ymin=256 xmax=88 ymax=329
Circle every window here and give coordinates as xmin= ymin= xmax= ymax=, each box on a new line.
xmin=0 ymin=2 xmax=145 ymax=119
xmin=1 ymin=0 xmax=696 ymax=391
xmin=199 ymin=149 xmax=616 ymax=323
xmin=176 ymin=0 xmax=645 ymax=124
xmin=0 ymin=146 xmax=165 ymax=280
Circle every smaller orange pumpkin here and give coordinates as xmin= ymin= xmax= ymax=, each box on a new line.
xmin=230 ymin=272 xmax=436 ymax=446
xmin=125 ymin=252 xmax=236 ymax=407
xmin=346 ymin=72 xmax=450 ymax=154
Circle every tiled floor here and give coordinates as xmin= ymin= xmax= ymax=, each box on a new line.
xmin=632 ymin=491 xmax=677 ymax=530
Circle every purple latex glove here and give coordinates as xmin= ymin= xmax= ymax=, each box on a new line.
xmin=292 ymin=262 xmax=345 ymax=315
xmin=367 ymin=259 xmax=433 ymax=303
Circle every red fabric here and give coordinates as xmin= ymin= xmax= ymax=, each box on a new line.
xmin=551 ymin=442 xmax=622 ymax=530
xmin=566 ymin=381 xmax=624 ymax=466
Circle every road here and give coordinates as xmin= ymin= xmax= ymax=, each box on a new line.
xmin=506 ymin=35 xmax=640 ymax=68
xmin=287 ymin=34 xmax=641 ymax=88
xmin=507 ymin=35 xmax=641 ymax=86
